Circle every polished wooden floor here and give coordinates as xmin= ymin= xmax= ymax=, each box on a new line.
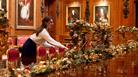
xmin=35 ymin=49 xmax=138 ymax=77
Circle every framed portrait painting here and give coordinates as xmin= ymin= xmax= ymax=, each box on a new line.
xmin=0 ymin=0 xmax=7 ymax=11
xmin=15 ymin=0 xmax=36 ymax=29
xmin=0 ymin=0 xmax=8 ymax=16
xmin=93 ymin=5 xmax=110 ymax=24
xmin=66 ymin=6 xmax=81 ymax=25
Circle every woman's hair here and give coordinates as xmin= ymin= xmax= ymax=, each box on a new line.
xmin=35 ymin=16 xmax=53 ymax=36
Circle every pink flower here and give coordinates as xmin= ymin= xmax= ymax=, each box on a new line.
xmin=73 ymin=33 xmax=78 ymax=37
xmin=70 ymin=30 xmax=73 ymax=32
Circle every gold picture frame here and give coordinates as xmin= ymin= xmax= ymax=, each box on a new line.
xmin=15 ymin=0 xmax=36 ymax=29
xmin=66 ymin=4 xmax=81 ymax=25
xmin=93 ymin=5 xmax=110 ymax=24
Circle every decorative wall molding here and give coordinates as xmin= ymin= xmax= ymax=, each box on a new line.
xmin=123 ymin=0 xmax=129 ymax=19
xmin=56 ymin=0 xmax=59 ymax=17
xmin=85 ymin=0 xmax=90 ymax=22
xmin=41 ymin=0 xmax=45 ymax=17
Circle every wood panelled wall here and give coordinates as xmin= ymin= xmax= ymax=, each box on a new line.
xmin=49 ymin=0 xmax=135 ymax=44
xmin=8 ymin=0 xmax=135 ymax=44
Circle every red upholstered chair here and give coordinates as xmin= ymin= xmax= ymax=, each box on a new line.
xmin=37 ymin=46 xmax=47 ymax=62
xmin=58 ymin=48 xmax=65 ymax=58
xmin=17 ymin=36 xmax=29 ymax=46
xmin=7 ymin=47 xmax=20 ymax=69
xmin=48 ymin=47 xmax=57 ymax=58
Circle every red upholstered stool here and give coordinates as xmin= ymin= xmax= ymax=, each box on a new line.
xmin=37 ymin=46 xmax=47 ymax=62
xmin=7 ymin=47 xmax=20 ymax=69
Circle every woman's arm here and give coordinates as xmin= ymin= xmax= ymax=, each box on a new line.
xmin=43 ymin=41 xmax=55 ymax=48
xmin=39 ymin=29 xmax=68 ymax=49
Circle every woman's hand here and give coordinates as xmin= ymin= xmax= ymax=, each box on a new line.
xmin=65 ymin=47 xmax=69 ymax=51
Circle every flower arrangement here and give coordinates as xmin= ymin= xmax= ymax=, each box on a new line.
xmin=127 ymin=40 xmax=138 ymax=50
xmin=116 ymin=25 xmax=128 ymax=33
xmin=67 ymin=19 xmax=91 ymax=47
xmin=31 ymin=58 xmax=72 ymax=76
xmin=116 ymin=25 xmax=138 ymax=38
xmin=109 ymin=40 xmax=138 ymax=56
xmin=31 ymin=48 xmax=113 ymax=76
xmin=129 ymin=26 xmax=138 ymax=32
xmin=91 ymin=21 xmax=112 ymax=51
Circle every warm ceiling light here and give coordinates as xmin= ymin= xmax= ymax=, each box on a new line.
xmin=98 ymin=0 xmax=108 ymax=6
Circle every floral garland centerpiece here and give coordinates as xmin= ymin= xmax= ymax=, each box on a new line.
xmin=116 ymin=25 xmax=138 ymax=38
xmin=67 ymin=19 xmax=91 ymax=49
xmin=91 ymin=21 xmax=112 ymax=51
